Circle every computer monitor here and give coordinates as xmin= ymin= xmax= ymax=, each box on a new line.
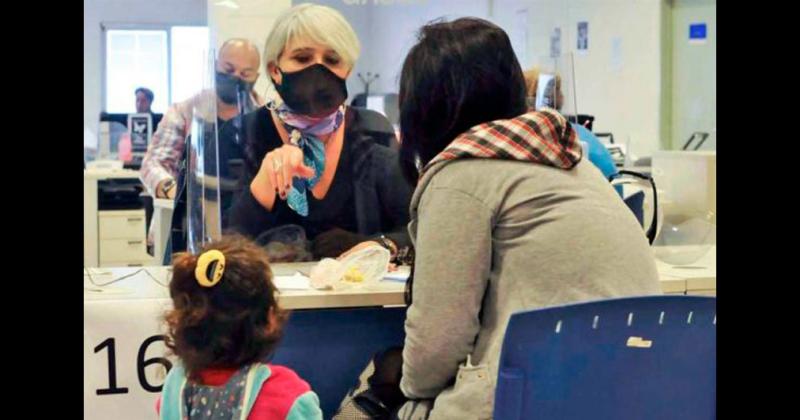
xmin=98 ymin=112 xmax=163 ymax=168
xmin=100 ymin=112 xmax=163 ymax=128
xmin=128 ymin=112 xmax=152 ymax=154
xmin=100 ymin=112 xmax=129 ymax=127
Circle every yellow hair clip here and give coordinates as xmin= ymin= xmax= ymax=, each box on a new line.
xmin=195 ymin=249 xmax=226 ymax=287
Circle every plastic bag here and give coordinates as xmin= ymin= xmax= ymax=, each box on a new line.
xmin=255 ymin=224 xmax=313 ymax=263
xmin=309 ymin=245 xmax=390 ymax=290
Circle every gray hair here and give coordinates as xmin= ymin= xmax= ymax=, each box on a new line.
xmin=263 ymin=3 xmax=360 ymax=70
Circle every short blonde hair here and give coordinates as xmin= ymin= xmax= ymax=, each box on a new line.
xmin=523 ymin=67 xmax=562 ymax=98
xmin=263 ymin=3 xmax=361 ymax=70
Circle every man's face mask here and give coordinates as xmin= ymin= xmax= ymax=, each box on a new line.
xmin=216 ymin=71 xmax=253 ymax=105
xmin=273 ymin=63 xmax=348 ymax=117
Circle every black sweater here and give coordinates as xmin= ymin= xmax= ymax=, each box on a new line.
xmin=225 ymin=106 xmax=412 ymax=252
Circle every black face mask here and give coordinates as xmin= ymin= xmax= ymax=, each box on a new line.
xmin=273 ymin=63 xmax=348 ymax=117
xmin=216 ymin=72 xmax=253 ymax=105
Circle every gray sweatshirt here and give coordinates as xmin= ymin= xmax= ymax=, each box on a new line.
xmin=399 ymin=157 xmax=662 ymax=420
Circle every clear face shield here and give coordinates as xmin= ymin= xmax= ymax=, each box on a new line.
xmin=653 ymin=211 xmax=716 ymax=265
xmin=650 ymin=155 xmax=717 ymax=265
xmin=184 ymin=51 xmax=223 ymax=254
xmin=182 ymin=52 xmax=258 ymax=254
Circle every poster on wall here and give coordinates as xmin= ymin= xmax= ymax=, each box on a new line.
xmin=689 ymin=22 xmax=707 ymax=45
xmin=550 ymin=27 xmax=562 ymax=58
xmin=577 ymin=21 xmax=589 ymax=52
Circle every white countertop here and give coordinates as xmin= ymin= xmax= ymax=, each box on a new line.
xmin=84 ymin=168 xmax=141 ymax=180
xmin=84 ymin=246 xmax=716 ymax=309
xmin=83 ymin=263 xmax=408 ymax=310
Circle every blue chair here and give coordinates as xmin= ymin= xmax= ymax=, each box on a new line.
xmin=494 ymin=296 xmax=716 ymax=420
xmin=624 ymin=190 xmax=645 ymax=227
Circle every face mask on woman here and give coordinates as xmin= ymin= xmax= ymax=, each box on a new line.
xmin=273 ymin=63 xmax=348 ymax=117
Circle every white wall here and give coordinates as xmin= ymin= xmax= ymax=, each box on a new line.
xmin=568 ymin=0 xmax=665 ymax=158
xmin=210 ymin=0 xmax=292 ymax=101
xmin=319 ymin=0 xmax=667 ymax=158
xmin=85 ymin=1 xmax=681 ymax=157
xmin=294 ymin=0 xmax=488 ymax=100
xmin=671 ymin=0 xmax=715 ymax=150
xmin=84 ymin=0 xmax=206 ymax=148
xmin=361 ymin=0 xmax=491 ymax=94
xmin=494 ymin=0 xmax=667 ymax=158
xmin=304 ymin=0 xmax=491 ymax=96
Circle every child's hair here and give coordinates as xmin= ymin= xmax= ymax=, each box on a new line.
xmin=165 ymin=235 xmax=288 ymax=379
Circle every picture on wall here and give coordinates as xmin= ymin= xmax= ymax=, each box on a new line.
xmin=550 ymin=27 xmax=562 ymax=57
xmin=577 ymin=21 xmax=589 ymax=51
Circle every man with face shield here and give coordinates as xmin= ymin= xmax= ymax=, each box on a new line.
xmin=225 ymin=3 xmax=412 ymax=261
xmin=139 ymin=38 xmax=264 ymax=201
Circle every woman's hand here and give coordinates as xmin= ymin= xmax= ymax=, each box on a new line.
xmin=338 ymin=241 xmax=381 ymax=260
xmin=311 ymin=228 xmax=368 ymax=259
xmin=339 ymin=241 xmax=399 ymax=272
xmin=250 ymin=145 xmax=315 ymax=210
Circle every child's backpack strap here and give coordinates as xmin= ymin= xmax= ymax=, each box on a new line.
xmin=239 ymin=363 xmax=272 ymax=419
xmin=160 ymin=363 xmax=272 ymax=420
xmin=160 ymin=364 xmax=188 ymax=420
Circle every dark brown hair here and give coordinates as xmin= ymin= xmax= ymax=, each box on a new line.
xmin=398 ymin=17 xmax=528 ymax=184
xmin=135 ymin=87 xmax=154 ymax=103
xmin=164 ymin=235 xmax=287 ymax=379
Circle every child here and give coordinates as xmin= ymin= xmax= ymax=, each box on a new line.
xmin=158 ymin=235 xmax=322 ymax=419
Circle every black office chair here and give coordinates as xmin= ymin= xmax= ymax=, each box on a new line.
xmin=682 ymin=132 xmax=710 ymax=151
xmin=383 ymin=93 xmax=399 ymax=126
xmin=350 ymin=93 xmax=368 ymax=108
xmin=564 ymin=114 xmax=595 ymax=131
xmin=595 ymin=132 xmax=615 ymax=144
xmin=356 ymin=108 xmax=398 ymax=149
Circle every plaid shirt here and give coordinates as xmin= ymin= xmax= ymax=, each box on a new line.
xmin=422 ymin=108 xmax=582 ymax=175
xmin=139 ymin=90 xmax=261 ymax=195
xmin=139 ymin=90 xmax=261 ymax=247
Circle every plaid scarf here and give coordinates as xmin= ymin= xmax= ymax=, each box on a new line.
xmin=421 ymin=108 xmax=582 ymax=174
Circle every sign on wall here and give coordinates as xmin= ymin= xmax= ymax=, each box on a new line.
xmin=550 ymin=27 xmax=562 ymax=58
xmin=577 ymin=21 xmax=589 ymax=51
xmin=85 ymin=297 xmax=176 ymax=420
xmin=689 ymin=22 xmax=707 ymax=45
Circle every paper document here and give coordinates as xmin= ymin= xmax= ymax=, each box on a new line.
xmin=274 ymin=272 xmax=312 ymax=290
xmin=383 ymin=266 xmax=411 ymax=282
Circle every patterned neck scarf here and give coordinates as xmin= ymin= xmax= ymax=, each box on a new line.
xmin=270 ymin=101 xmax=345 ymax=216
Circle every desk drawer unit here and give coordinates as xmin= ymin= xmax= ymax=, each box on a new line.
xmin=99 ymin=238 xmax=150 ymax=266
xmin=98 ymin=209 xmax=150 ymax=267
xmin=99 ymin=210 xmax=146 ymax=240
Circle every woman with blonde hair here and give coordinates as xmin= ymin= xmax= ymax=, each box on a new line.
xmin=523 ymin=66 xmax=617 ymax=178
xmin=227 ymin=3 xmax=412 ymax=262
